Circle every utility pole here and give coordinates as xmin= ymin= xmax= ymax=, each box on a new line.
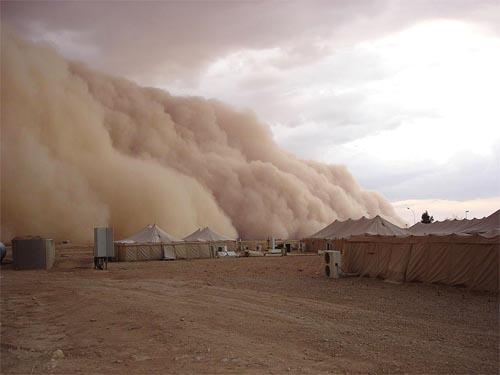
xmin=406 ymin=207 xmax=415 ymax=225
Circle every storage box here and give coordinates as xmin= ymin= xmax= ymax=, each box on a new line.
xmin=12 ymin=237 xmax=55 ymax=270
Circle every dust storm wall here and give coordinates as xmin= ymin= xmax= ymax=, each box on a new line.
xmin=0 ymin=31 xmax=400 ymax=242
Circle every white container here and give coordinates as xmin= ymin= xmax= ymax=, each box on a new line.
xmin=94 ymin=227 xmax=114 ymax=257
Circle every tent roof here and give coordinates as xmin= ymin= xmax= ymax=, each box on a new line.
xmin=116 ymin=224 xmax=179 ymax=244
xmin=309 ymin=215 xmax=407 ymax=239
xmin=478 ymin=228 xmax=500 ymax=238
xmin=463 ymin=209 xmax=500 ymax=234
xmin=408 ymin=218 xmax=478 ymax=236
xmin=408 ymin=209 xmax=500 ymax=236
xmin=182 ymin=227 xmax=233 ymax=241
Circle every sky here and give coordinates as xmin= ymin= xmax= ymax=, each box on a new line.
xmin=2 ymin=0 xmax=499 ymax=226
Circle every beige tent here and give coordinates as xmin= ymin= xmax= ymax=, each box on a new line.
xmin=463 ymin=209 xmax=500 ymax=234
xmin=310 ymin=216 xmax=407 ymax=239
xmin=115 ymin=225 xmax=237 ymax=262
xmin=409 ymin=218 xmax=480 ymax=236
xmin=162 ymin=241 xmax=215 ymax=260
xmin=116 ymin=223 xmax=179 ymax=244
xmin=481 ymin=229 xmax=500 ymax=238
xmin=115 ymin=224 xmax=179 ymax=261
xmin=340 ymin=234 xmax=499 ymax=291
xmin=304 ymin=216 xmax=407 ymax=252
xmin=408 ymin=209 xmax=499 ymax=236
xmin=182 ymin=227 xmax=234 ymax=241
xmin=181 ymin=226 xmax=237 ymax=257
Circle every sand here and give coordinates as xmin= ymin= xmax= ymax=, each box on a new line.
xmin=1 ymin=249 xmax=498 ymax=374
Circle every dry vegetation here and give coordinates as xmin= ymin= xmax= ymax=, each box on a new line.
xmin=1 ymin=249 xmax=498 ymax=374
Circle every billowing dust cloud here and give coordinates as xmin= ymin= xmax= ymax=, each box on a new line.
xmin=1 ymin=31 xmax=401 ymax=242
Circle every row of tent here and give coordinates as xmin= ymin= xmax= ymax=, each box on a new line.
xmin=117 ymin=209 xmax=500 ymax=245
xmin=306 ymin=209 xmax=499 ymax=291
xmin=339 ymin=233 xmax=498 ymax=291
xmin=115 ymin=224 xmax=233 ymax=244
xmin=307 ymin=209 xmax=500 ymax=240
xmin=114 ymin=225 xmax=237 ymax=262
xmin=407 ymin=210 xmax=499 ymax=237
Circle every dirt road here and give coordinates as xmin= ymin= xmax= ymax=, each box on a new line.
xmin=1 ymin=254 xmax=498 ymax=374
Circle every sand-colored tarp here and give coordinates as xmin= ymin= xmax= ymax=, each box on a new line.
xmin=481 ymin=229 xmax=500 ymax=238
xmin=463 ymin=209 xmax=500 ymax=234
xmin=303 ymin=238 xmax=347 ymax=253
xmin=342 ymin=234 xmax=499 ymax=291
xmin=408 ymin=209 xmax=500 ymax=236
xmin=309 ymin=215 xmax=407 ymax=239
xmin=183 ymin=227 xmax=233 ymax=241
xmin=116 ymin=224 xmax=179 ymax=243
xmin=409 ymin=219 xmax=479 ymax=236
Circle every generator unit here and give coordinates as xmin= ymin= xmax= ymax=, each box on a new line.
xmin=324 ymin=250 xmax=342 ymax=279
xmin=94 ymin=227 xmax=114 ymax=269
xmin=12 ymin=237 xmax=55 ymax=270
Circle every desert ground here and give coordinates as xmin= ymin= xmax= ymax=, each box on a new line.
xmin=1 ymin=248 xmax=498 ymax=374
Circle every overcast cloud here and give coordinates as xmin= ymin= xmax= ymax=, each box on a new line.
xmin=2 ymin=0 xmax=499 ymax=223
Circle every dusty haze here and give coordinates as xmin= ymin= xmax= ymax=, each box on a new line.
xmin=1 ymin=31 xmax=401 ymax=242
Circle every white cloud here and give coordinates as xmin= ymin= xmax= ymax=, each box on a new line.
xmin=27 ymin=22 xmax=99 ymax=62
xmin=171 ymin=19 xmax=500 ymax=204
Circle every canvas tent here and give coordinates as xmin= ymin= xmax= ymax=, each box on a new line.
xmin=408 ymin=209 xmax=500 ymax=236
xmin=162 ymin=241 xmax=215 ymax=260
xmin=408 ymin=219 xmax=480 ymax=236
xmin=115 ymin=225 xmax=236 ymax=262
xmin=309 ymin=216 xmax=407 ymax=239
xmin=304 ymin=216 xmax=407 ymax=252
xmin=178 ymin=227 xmax=237 ymax=258
xmin=115 ymin=224 xmax=179 ymax=261
xmin=481 ymin=229 xmax=500 ymax=238
xmin=462 ymin=209 xmax=500 ymax=234
xmin=305 ymin=211 xmax=499 ymax=291
xmin=116 ymin=224 xmax=179 ymax=244
xmin=182 ymin=227 xmax=234 ymax=241
xmin=340 ymin=233 xmax=499 ymax=291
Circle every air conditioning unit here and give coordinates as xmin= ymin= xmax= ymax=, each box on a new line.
xmin=324 ymin=250 xmax=342 ymax=279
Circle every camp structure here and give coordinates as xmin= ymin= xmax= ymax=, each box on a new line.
xmin=114 ymin=224 xmax=179 ymax=261
xmin=237 ymin=239 xmax=304 ymax=255
xmin=116 ymin=223 xmax=179 ymax=244
xmin=12 ymin=236 xmax=55 ymax=270
xmin=182 ymin=227 xmax=233 ymax=242
xmin=180 ymin=226 xmax=238 ymax=256
xmin=310 ymin=215 xmax=408 ymax=239
xmin=162 ymin=240 xmax=231 ymax=260
xmin=464 ymin=209 xmax=500 ymax=234
xmin=339 ymin=233 xmax=499 ymax=291
xmin=408 ymin=218 xmax=480 ymax=236
xmin=303 ymin=215 xmax=407 ymax=252
xmin=408 ymin=209 xmax=500 ymax=236
xmin=239 ymin=239 xmax=268 ymax=252
xmin=115 ymin=225 xmax=238 ymax=262
xmin=307 ymin=210 xmax=499 ymax=291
